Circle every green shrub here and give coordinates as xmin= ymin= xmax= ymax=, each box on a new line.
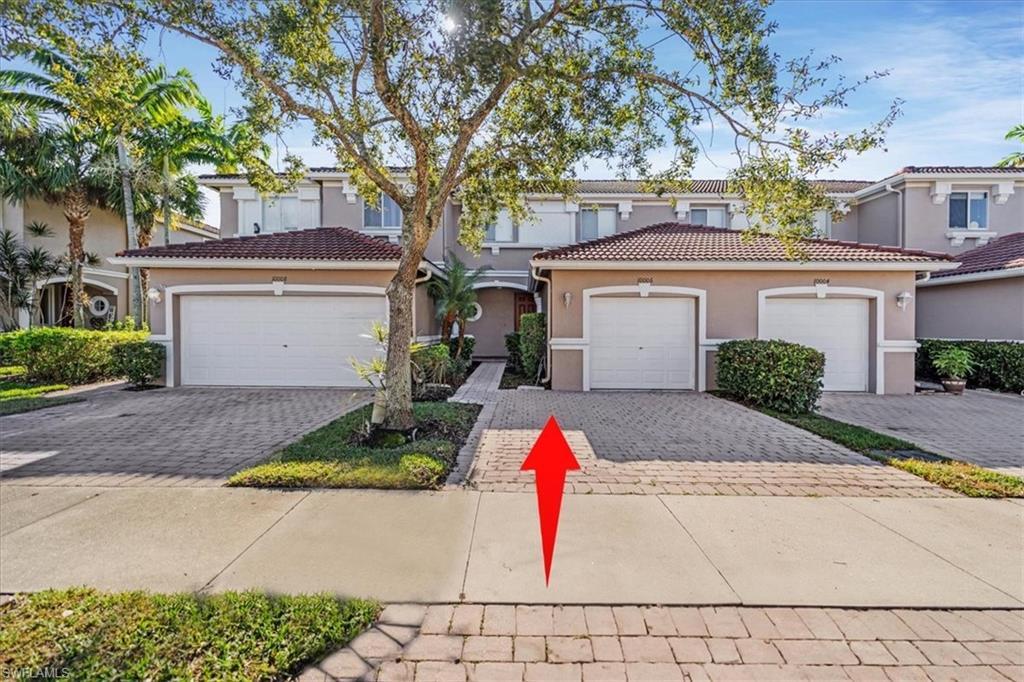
xmin=931 ymin=346 xmax=974 ymax=381
xmin=414 ymin=343 xmax=451 ymax=384
xmin=518 ymin=312 xmax=546 ymax=382
xmin=505 ymin=332 xmax=523 ymax=374
xmin=917 ymin=339 xmax=1024 ymax=393
xmin=1 ymin=327 xmax=148 ymax=385
xmin=415 ymin=382 xmax=455 ymax=402
xmin=111 ymin=341 xmax=165 ymax=388
xmin=398 ymin=454 xmax=446 ymax=486
xmin=448 ymin=335 xmax=475 ymax=362
xmin=716 ymin=339 xmax=825 ymax=414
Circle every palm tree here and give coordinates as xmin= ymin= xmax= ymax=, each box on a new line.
xmin=428 ymin=252 xmax=491 ymax=358
xmin=0 ymin=47 xmax=205 ymax=326
xmin=0 ymin=109 xmax=110 ymax=327
xmin=0 ymin=229 xmax=65 ymax=329
xmin=998 ymin=125 xmax=1024 ymax=168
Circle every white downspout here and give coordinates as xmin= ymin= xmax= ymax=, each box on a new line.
xmin=531 ymin=266 xmax=553 ymax=385
xmin=884 ymin=183 xmax=904 ymax=248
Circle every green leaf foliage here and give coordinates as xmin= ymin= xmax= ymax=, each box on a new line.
xmin=111 ymin=339 xmax=165 ymax=387
xmin=916 ymin=339 xmax=1024 ymax=393
xmin=716 ymin=339 xmax=825 ymax=414
xmin=518 ymin=312 xmax=546 ymax=383
xmin=505 ymin=332 xmax=523 ymax=375
xmin=0 ymin=327 xmax=148 ymax=384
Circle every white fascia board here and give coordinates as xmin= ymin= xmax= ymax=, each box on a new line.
xmin=106 ymin=257 xmax=401 ymax=270
xmin=529 ymin=259 xmax=959 ymax=272
xmin=852 ymin=172 xmax=1024 ymax=200
xmin=917 ymin=267 xmax=1024 ymax=287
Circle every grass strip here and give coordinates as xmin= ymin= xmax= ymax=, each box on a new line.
xmin=0 ymin=588 xmax=378 ymax=681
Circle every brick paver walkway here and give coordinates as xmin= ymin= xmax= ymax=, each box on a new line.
xmin=300 ymin=603 xmax=1024 ymax=681
xmin=0 ymin=387 xmax=369 ymax=486
xmin=821 ymin=392 xmax=1024 ymax=477
xmin=467 ymin=392 xmax=948 ymax=496
xmin=451 ymin=361 xmax=506 ymax=404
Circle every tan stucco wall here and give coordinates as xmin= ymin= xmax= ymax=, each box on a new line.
xmin=855 ymin=192 xmax=900 ymax=247
xmin=416 ymin=283 xmax=440 ymax=338
xmin=23 ymin=199 xmax=130 ymax=320
xmin=917 ymin=276 xmax=1024 ymax=341
xmin=546 ymin=268 xmax=919 ymax=393
xmin=466 ymin=287 xmax=517 ymax=357
xmin=903 ymin=184 xmax=1024 ymax=256
xmin=830 ymin=206 xmax=859 ymax=242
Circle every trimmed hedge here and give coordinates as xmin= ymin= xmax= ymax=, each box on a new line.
xmin=448 ymin=335 xmax=475 ymax=362
xmin=111 ymin=341 xmax=166 ymax=388
xmin=518 ymin=313 xmax=546 ymax=382
xmin=0 ymin=327 xmax=148 ymax=385
xmin=504 ymin=332 xmax=523 ymax=374
xmin=917 ymin=339 xmax=1024 ymax=393
xmin=716 ymin=339 xmax=825 ymax=414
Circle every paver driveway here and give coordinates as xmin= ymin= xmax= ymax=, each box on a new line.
xmin=468 ymin=391 xmax=948 ymax=496
xmin=0 ymin=386 xmax=369 ymax=486
xmin=821 ymin=391 xmax=1024 ymax=477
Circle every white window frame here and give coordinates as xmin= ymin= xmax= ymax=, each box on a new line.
xmin=580 ymin=206 xmax=617 ymax=241
xmin=261 ymin=195 xmax=301 ymax=233
xmin=363 ymin=193 xmax=404 ymax=231
xmin=485 ymin=210 xmax=515 ymax=243
xmin=948 ymin=191 xmax=988 ymax=230
xmin=690 ymin=207 xmax=727 ymax=228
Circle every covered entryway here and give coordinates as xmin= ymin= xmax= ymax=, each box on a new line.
xmin=180 ymin=294 xmax=385 ymax=386
xmin=589 ymin=297 xmax=695 ymax=389
xmin=761 ymin=298 xmax=870 ymax=391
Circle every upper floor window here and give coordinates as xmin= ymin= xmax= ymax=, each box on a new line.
xmin=580 ymin=207 xmax=616 ymax=241
xmin=364 ymin=194 xmax=403 ymax=230
xmin=949 ymin=191 xmax=987 ymax=230
xmin=485 ymin=210 xmax=515 ymax=242
xmin=691 ymin=207 xmax=726 ymax=228
xmin=262 ymin=196 xmax=300 ymax=232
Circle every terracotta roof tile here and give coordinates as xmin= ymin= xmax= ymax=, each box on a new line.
xmin=533 ymin=223 xmax=954 ymax=263
xmin=898 ymin=166 xmax=1023 ymax=175
xmin=118 ymin=226 xmax=402 ymax=261
xmin=930 ymin=232 xmax=1024 ymax=278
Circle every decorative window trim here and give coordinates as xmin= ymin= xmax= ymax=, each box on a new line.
xmin=947 ymin=191 xmax=989 ymax=231
xmin=945 ymin=229 xmax=997 ymax=247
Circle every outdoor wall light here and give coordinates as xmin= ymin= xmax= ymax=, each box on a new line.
xmin=146 ymin=287 xmax=162 ymax=303
xmin=896 ymin=291 xmax=913 ymax=311
xmin=563 ymin=291 xmax=572 ymax=308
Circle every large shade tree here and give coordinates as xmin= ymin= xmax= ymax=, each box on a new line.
xmin=8 ymin=0 xmax=899 ymax=430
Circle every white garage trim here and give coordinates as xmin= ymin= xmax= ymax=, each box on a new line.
xmin=579 ymin=285 xmax=708 ymax=391
xmin=757 ymin=286 xmax=884 ymax=394
xmin=153 ymin=283 xmax=388 ymax=387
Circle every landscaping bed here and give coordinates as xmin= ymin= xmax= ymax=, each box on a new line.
xmin=228 ymin=401 xmax=482 ymax=489
xmin=499 ymin=365 xmax=535 ymax=390
xmin=0 ymin=588 xmax=377 ymax=681
xmin=761 ymin=407 xmax=1024 ymax=498
xmin=0 ymin=366 xmax=83 ymax=416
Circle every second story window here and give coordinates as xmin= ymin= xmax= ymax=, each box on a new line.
xmin=263 ymin=196 xmax=300 ymax=232
xmin=690 ymin=207 xmax=726 ymax=228
xmin=949 ymin=191 xmax=988 ymax=230
xmin=364 ymin=194 xmax=403 ymax=230
xmin=580 ymin=207 xmax=616 ymax=241
xmin=484 ymin=211 xmax=514 ymax=242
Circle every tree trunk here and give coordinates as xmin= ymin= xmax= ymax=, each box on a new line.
xmin=440 ymin=311 xmax=455 ymax=345
xmin=162 ymin=155 xmax=172 ymax=246
xmin=455 ymin=318 xmax=466 ymax=360
xmin=63 ymin=188 xmax=90 ymax=329
xmin=117 ymin=136 xmax=143 ymax=328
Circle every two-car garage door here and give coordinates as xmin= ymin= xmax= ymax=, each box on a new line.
xmin=180 ymin=295 xmax=384 ymax=387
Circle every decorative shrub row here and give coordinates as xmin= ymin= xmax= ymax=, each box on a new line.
xmin=0 ymin=327 xmax=154 ymax=386
xmin=111 ymin=341 xmax=166 ymax=388
xmin=505 ymin=332 xmax=523 ymax=374
xmin=518 ymin=313 xmax=546 ymax=382
xmin=916 ymin=339 xmax=1024 ymax=393
xmin=716 ymin=339 xmax=825 ymax=414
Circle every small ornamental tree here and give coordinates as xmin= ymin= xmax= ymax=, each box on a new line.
xmin=8 ymin=0 xmax=900 ymax=430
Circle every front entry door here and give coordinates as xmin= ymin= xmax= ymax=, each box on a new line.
xmin=514 ymin=292 xmax=537 ymax=331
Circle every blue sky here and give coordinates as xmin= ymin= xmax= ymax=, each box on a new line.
xmin=135 ymin=0 xmax=1023 ymax=224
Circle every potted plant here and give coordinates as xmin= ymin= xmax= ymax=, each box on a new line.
xmin=932 ymin=346 xmax=974 ymax=395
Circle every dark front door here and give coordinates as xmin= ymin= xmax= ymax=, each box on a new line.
xmin=514 ymin=292 xmax=537 ymax=331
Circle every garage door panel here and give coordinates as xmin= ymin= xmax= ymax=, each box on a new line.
xmin=181 ymin=295 xmax=384 ymax=387
xmin=761 ymin=298 xmax=869 ymax=392
xmin=590 ymin=297 xmax=695 ymax=390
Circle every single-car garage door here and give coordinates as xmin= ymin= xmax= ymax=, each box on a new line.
xmin=761 ymin=298 xmax=869 ymax=392
xmin=181 ymin=295 xmax=385 ymax=386
xmin=589 ymin=297 xmax=695 ymax=389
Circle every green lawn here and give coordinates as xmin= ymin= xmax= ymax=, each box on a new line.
xmin=763 ymin=407 xmax=1024 ymax=498
xmin=229 ymin=401 xmax=482 ymax=489
xmin=0 ymin=367 xmax=83 ymax=416
xmin=0 ymin=588 xmax=378 ymax=681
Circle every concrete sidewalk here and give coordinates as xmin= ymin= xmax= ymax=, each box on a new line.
xmin=1 ymin=485 xmax=1021 ymax=608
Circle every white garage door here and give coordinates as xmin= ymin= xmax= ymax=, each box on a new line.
xmin=590 ymin=297 xmax=695 ymax=389
xmin=761 ymin=298 xmax=869 ymax=392
xmin=180 ymin=295 xmax=384 ymax=387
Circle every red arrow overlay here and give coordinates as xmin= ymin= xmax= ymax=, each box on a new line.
xmin=521 ymin=416 xmax=581 ymax=585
